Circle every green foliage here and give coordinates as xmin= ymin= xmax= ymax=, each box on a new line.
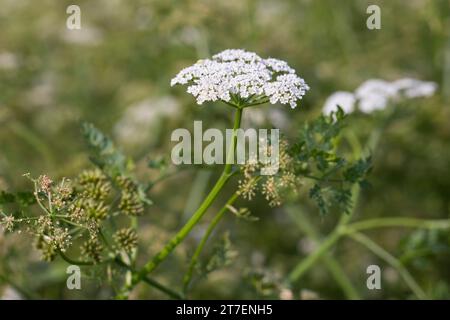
xmin=200 ymin=232 xmax=237 ymax=275
xmin=344 ymin=157 xmax=373 ymax=185
xmin=228 ymin=205 xmax=259 ymax=222
xmin=244 ymin=269 xmax=280 ymax=297
xmin=81 ymin=122 xmax=131 ymax=178
xmin=0 ymin=0 xmax=449 ymax=300
xmin=291 ymin=109 xmax=372 ymax=214
xmin=0 ymin=191 xmax=36 ymax=210
xmin=0 ymin=191 xmax=15 ymax=205
xmin=400 ymin=229 xmax=450 ymax=269
xmin=148 ymin=156 xmax=168 ymax=171
xmin=81 ymin=122 xmax=152 ymax=206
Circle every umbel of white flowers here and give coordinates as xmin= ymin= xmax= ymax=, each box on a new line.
xmin=323 ymin=78 xmax=438 ymax=115
xmin=171 ymin=49 xmax=310 ymax=108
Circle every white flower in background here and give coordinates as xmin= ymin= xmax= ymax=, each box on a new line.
xmin=355 ymin=79 xmax=398 ymax=113
xmin=355 ymin=79 xmax=398 ymax=98
xmin=323 ymin=78 xmax=437 ymax=115
xmin=114 ymin=96 xmax=179 ymax=145
xmin=392 ymin=78 xmax=437 ymax=98
xmin=322 ymin=91 xmax=355 ymax=116
xmin=171 ymin=49 xmax=309 ymax=108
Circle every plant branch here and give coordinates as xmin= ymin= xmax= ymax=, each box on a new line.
xmin=183 ymin=191 xmax=240 ymax=293
xmin=58 ymin=250 xmax=94 ymax=266
xmin=345 ymin=218 xmax=450 ymax=233
xmin=113 ymin=258 xmax=183 ymax=300
xmin=285 ymin=205 xmax=360 ymax=299
xmin=288 ymin=118 xmax=385 ymax=284
xmin=130 ymin=107 xmax=243 ymax=290
xmin=347 ymin=232 xmax=428 ymax=300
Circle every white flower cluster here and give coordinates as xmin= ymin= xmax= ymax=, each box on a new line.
xmin=323 ymin=78 xmax=437 ymax=115
xmin=171 ymin=49 xmax=310 ymax=108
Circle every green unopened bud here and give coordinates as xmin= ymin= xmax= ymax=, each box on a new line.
xmin=81 ymin=237 xmax=104 ymax=263
xmin=114 ymin=228 xmax=138 ymax=253
xmin=119 ymin=192 xmax=144 ymax=216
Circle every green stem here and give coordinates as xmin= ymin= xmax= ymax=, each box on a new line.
xmin=288 ymin=120 xmax=384 ymax=284
xmin=347 ymin=232 xmax=428 ymax=300
xmin=288 ymin=227 xmax=344 ymax=282
xmin=132 ymin=107 xmax=243 ymax=287
xmin=183 ymin=191 xmax=240 ymax=293
xmin=346 ymin=218 xmax=450 ymax=233
xmin=141 ymin=276 xmax=184 ymax=300
xmin=58 ymin=250 xmax=94 ymax=266
xmin=245 ymin=99 xmax=270 ymax=108
xmin=114 ymin=258 xmax=183 ymax=300
xmin=32 ymin=182 xmax=51 ymax=215
xmin=323 ymin=256 xmax=360 ymax=299
xmin=285 ymin=206 xmax=360 ymax=299
xmin=135 ymin=173 xmax=230 ymax=283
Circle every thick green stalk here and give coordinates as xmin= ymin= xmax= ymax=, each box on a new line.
xmin=183 ymin=192 xmax=240 ymax=293
xmin=132 ymin=108 xmax=243 ymax=287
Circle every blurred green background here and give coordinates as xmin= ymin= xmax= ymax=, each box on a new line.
xmin=0 ymin=0 xmax=449 ymax=299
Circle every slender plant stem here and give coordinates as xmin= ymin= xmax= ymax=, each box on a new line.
xmin=288 ymin=120 xmax=385 ymax=284
xmin=245 ymin=99 xmax=270 ymax=108
xmin=183 ymin=191 xmax=240 ymax=293
xmin=113 ymin=258 xmax=183 ymax=299
xmin=58 ymin=250 xmax=94 ymax=266
xmin=140 ymin=276 xmax=184 ymax=300
xmin=288 ymin=227 xmax=344 ymax=282
xmin=347 ymin=232 xmax=428 ymax=300
xmin=134 ymin=173 xmax=230 ymax=283
xmin=131 ymin=107 xmax=243 ymax=289
xmin=285 ymin=206 xmax=360 ymax=299
xmin=220 ymin=100 xmax=240 ymax=109
xmin=322 ymin=256 xmax=360 ymax=299
xmin=288 ymin=216 xmax=450 ymax=294
xmin=32 ymin=182 xmax=51 ymax=215
xmin=346 ymin=218 xmax=450 ymax=233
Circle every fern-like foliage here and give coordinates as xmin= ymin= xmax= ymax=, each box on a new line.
xmin=291 ymin=108 xmax=372 ymax=214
